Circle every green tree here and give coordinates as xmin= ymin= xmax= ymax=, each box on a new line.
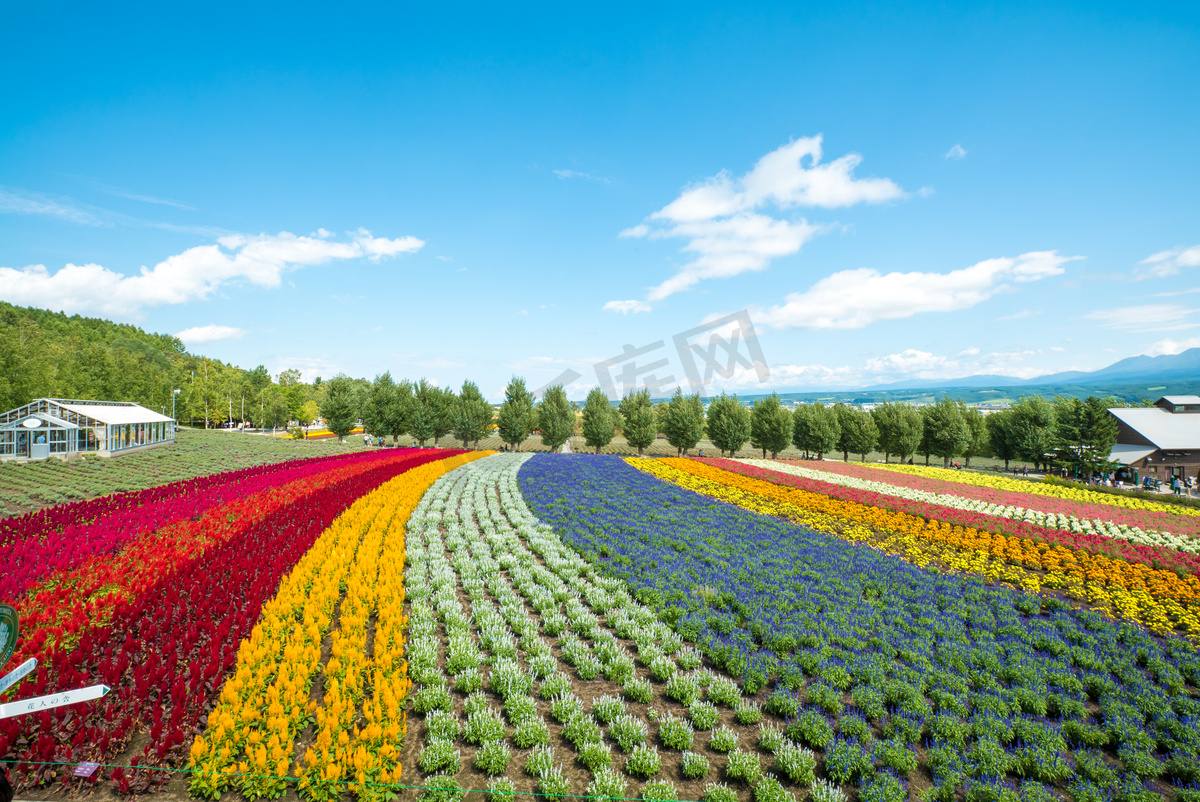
xmin=844 ymin=408 xmax=879 ymax=462
xmin=619 ymin=389 xmax=657 ymax=456
xmin=833 ymin=403 xmax=858 ymax=462
xmin=297 ymin=400 xmax=320 ymax=434
xmin=320 ymin=375 xmax=358 ymax=441
xmin=924 ymin=396 xmax=972 ymax=468
xmin=430 ymin=385 xmax=456 ymax=446
xmin=581 ymin=388 xmax=616 ymax=453
xmin=792 ymin=404 xmax=840 ymax=459
xmin=873 ymin=403 xmax=922 ymax=463
xmin=706 ymin=393 xmax=751 ymax=457
xmin=958 ymin=403 xmax=989 ymax=467
xmin=663 ymin=388 xmax=706 ymax=456
xmin=363 ymin=372 xmax=398 ymax=438
xmin=750 ymin=393 xmax=792 ymax=458
xmin=497 ymin=376 xmax=535 ymax=451
xmin=1010 ymin=395 xmax=1057 ymax=470
xmin=538 ymin=385 xmax=575 ymax=451
xmin=1053 ymin=395 xmax=1120 ymax=480
xmin=986 ymin=409 xmax=1019 ymax=470
xmin=408 ymin=379 xmax=440 ymax=447
xmin=452 ymin=380 xmax=493 ymax=449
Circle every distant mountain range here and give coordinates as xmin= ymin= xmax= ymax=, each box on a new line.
xmin=860 ymin=347 xmax=1200 ymax=392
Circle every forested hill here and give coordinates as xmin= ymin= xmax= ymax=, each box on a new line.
xmin=0 ymin=302 xmax=262 ymax=420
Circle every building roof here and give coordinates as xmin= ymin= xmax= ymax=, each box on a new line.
xmin=1108 ymin=443 xmax=1156 ymax=465
xmin=1159 ymin=395 xmax=1200 ymax=405
xmin=0 ymin=412 xmax=79 ymax=431
xmin=1109 ymin=407 xmax=1200 ymax=450
xmin=53 ymin=400 xmax=174 ymax=425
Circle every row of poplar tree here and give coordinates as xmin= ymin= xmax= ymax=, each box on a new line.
xmin=332 ymin=371 xmax=1128 ymax=480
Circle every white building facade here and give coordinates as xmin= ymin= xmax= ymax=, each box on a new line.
xmin=0 ymin=398 xmax=175 ymax=460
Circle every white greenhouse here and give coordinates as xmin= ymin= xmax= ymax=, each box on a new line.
xmin=0 ymin=398 xmax=175 ymax=461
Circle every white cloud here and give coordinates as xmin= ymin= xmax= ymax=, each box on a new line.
xmin=945 ymin=144 xmax=967 ymax=161
xmin=603 ymin=299 xmax=652 ymax=314
xmin=1079 ymin=303 xmax=1197 ymax=332
xmin=621 ymin=135 xmax=906 ymax=302
xmin=757 ymin=250 xmax=1078 ymax=330
xmin=865 ymin=349 xmax=951 ymax=374
xmin=997 ymin=309 xmax=1039 ymax=321
xmin=0 ymin=186 xmax=104 ymax=225
xmin=958 ymin=346 xmax=980 ymax=356
xmin=1137 ymin=245 xmax=1200 ymax=278
xmin=554 ymin=169 xmax=611 ymax=184
xmin=1141 ymin=336 xmax=1200 ymax=357
xmin=176 ymin=324 xmax=247 ymax=344
xmin=0 ymin=228 xmax=425 ymax=318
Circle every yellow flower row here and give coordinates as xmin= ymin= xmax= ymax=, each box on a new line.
xmin=188 ymin=452 xmax=485 ymax=800
xmin=631 ymin=458 xmax=1200 ymax=637
xmin=870 ymin=462 xmax=1200 ymax=518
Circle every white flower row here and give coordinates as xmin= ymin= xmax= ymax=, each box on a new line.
xmin=738 ymin=459 xmax=1200 ymax=554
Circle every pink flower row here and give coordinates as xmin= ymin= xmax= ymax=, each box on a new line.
xmin=782 ymin=459 xmax=1200 ymax=537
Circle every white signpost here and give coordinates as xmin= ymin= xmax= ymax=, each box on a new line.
xmin=0 ymin=683 xmax=110 ymax=719
xmin=0 ymin=658 xmax=36 ymax=695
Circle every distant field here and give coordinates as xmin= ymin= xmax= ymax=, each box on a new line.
xmin=0 ymin=427 xmax=369 ymax=517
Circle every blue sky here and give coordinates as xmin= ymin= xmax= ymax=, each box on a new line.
xmin=2 ymin=1 xmax=1198 ymax=400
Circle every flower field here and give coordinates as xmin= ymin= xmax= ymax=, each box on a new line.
xmin=4 ymin=450 xmax=1200 ymax=802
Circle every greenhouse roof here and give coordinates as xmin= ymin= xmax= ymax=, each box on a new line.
xmin=54 ymin=401 xmax=174 ymax=425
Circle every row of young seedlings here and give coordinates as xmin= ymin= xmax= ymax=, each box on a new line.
xmin=403 ymin=454 xmax=848 ymax=802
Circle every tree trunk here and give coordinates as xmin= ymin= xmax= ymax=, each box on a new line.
xmin=1004 ymin=458 xmax=1010 ymax=470
xmin=943 ymin=455 xmax=950 ymax=468
xmin=762 ymin=448 xmax=767 ymax=458
xmin=884 ymin=451 xmax=890 ymax=463
xmin=925 ymin=453 xmax=930 ymax=465
xmin=843 ymin=450 xmax=849 ymax=462
xmin=637 ymin=446 xmax=644 ymax=457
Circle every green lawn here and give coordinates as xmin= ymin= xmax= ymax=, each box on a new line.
xmin=0 ymin=427 xmax=370 ymax=518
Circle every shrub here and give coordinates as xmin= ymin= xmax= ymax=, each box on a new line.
xmin=774 ymin=742 xmax=817 ymax=785
xmin=690 ymin=701 xmax=720 ymax=731
xmin=486 ymin=777 xmax=516 ymax=802
xmin=787 ymin=709 xmax=833 ymax=749
xmin=626 ymin=744 xmax=663 ymax=778
xmin=578 ymin=741 xmax=613 ymax=772
xmin=513 ymin=718 xmax=551 ymax=749
xmin=540 ymin=672 xmax=573 ymax=699
xmin=425 ymin=709 xmax=462 ymax=741
xmin=703 ymin=782 xmax=740 ymax=802
xmin=610 ymin=713 xmax=649 ymax=753
xmin=808 ymin=779 xmax=847 ymax=802
xmin=538 ymin=766 xmax=570 ymax=799
xmin=421 ymin=774 xmax=466 ymax=802
xmin=474 ymin=739 xmax=511 ymax=776
xmin=593 ymin=695 xmax=627 ymax=725
xmin=754 ymin=773 xmax=796 ymax=802
xmin=454 ymin=670 xmax=483 ymax=694
xmin=677 ymin=647 xmax=703 ymax=670
xmin=735 ymin=701 xmax=763 ymax=725
xmin=858 ymin=772 xmax=906 ymax=802
xmin=879 ymin=738 xmax=917 ymax=775
xmin=504 ymin=695 xmax=539 ymax=726
xmin=708 ymin=676 xmax=742 ymax=708
xmin=837 ymin=714 xmax=872 ymax=743
xmin=681 ymin=750 xmax=710 ymax=779
xmin=757 ymin=722 xmax=785 ymax=753
xmin=577 ymin=654 xmax=603 ymax=680
xmin=658 ymin=714 xmax=695 ymax=750
xmin=413 ymin=683 xmax=454 ymax=714
xmin=666 ymin=673 xmax=700 ymax=705
xmin=765 ymin=690 xmax=801 ymax=718
xmin=587 ymin=768 xmax=627 ymax=802
xmin=724 ymin=748 xmax=762 ymax=785
xmin=710 ymin=725 xmax=739 ymax=753
xmin=418 ymin=738 xmax=461 ymax=774
xmin=464 ymin=709 xmax=506 ymax=745
xmin=624 ymin=676 xmax=654 ymax=704
xmin=824 ymin=738 xmax=874 ymax=784
xmin=463 ymin=691 xmax=489 ymax=716
xmin=563 ymin=713 xmax=604 ymax=747
xmin=650 ymin=655 xmax=678 ymax=682
xmin=549 ymin=692 xmax=584 ymax=724
xmin=523 ymin=744 xmax=556 ymax=777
